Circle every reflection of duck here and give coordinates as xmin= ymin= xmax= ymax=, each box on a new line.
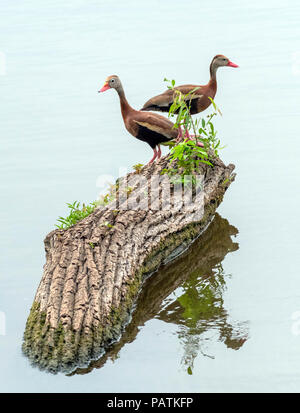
xmin=69 ymin=214 xmax=248 ymax=377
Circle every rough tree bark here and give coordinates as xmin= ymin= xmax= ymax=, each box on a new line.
xmin=22 ymin=154 xmax=236 ymax=373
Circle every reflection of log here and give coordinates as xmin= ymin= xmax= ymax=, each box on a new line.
xmin=69 ymin=213 xmax=241 ymax=376
xmin=22 ymin=155 xmax=235 ymax=373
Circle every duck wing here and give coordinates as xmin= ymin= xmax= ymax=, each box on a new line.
xmin=141 ymin=84 xmax=203 ymax=112
xmin=134 ymin=112 xmax=178 ymax=140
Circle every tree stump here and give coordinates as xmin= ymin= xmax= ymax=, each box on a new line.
xmin=22 ymin=154 xmax=236 ymax=373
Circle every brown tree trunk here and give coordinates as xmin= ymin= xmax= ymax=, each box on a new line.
xmin=22 ymin=154 xmax=236 ymax=373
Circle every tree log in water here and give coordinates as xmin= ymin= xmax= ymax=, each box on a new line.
xmin=22 ymin=154 xmax=236 ymax=373
xmin=68 ymin=213 xmax=249 ymax=377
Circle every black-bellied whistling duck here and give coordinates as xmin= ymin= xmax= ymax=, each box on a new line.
xmin=98 ymin=75 xmax=178 ymax=164
xmin=141 ymin=55 xmax=238 ymax=115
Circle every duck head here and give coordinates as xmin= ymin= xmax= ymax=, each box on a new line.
xmin=98 ymin=75 xmax=122 ymax=93
xmin=210 ymin=55 xmax=239 ymax=79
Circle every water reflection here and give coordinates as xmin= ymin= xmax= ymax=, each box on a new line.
xmin=161 ymin=262 xmax=248 ymax=374
xmin=69 ymin=213 xmax=248 ymax=376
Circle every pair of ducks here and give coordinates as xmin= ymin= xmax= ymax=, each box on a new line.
xmin=98 ymin=54 xmax=238 ymax=164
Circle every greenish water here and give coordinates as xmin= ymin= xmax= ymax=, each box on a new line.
xmin=1 ymin=0 xmax=300 ymax=392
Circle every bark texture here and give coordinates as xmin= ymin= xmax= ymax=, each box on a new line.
xmin=22 ymin=154 xmax=236 ymax=373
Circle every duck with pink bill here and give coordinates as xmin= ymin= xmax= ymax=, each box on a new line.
xmin=141 ymin=55 xmax=238 ymax=141
xmin=98 ymin=75 xmax=178 ymax=164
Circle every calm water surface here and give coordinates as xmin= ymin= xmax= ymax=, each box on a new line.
xmin=1 ymin=0 xmax=300 ymax=392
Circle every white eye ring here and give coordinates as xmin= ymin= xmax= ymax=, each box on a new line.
xmin=111 ymin=79 xmax=115 ymax=83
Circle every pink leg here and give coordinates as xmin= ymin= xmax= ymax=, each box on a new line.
xmin=189 ymin=134 xmax=204 ymax=147
xmin=184 ymin=129 xmax=204 ymax=147
xmin=176 ymin=127 xmax=183 ymax=143
xmin=148 ymin=147 xmax=158 ymax=164
xmin=157 ymin=145 xmax=162 ymax=159
xmin=176 ymin=128 xmax=204 ymax=147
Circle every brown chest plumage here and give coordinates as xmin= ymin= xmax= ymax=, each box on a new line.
xmin=99 ymin=75 xmax=178 ymax=164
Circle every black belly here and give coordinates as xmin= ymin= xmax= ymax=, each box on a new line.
xmin=185 ymin=98 xmax=199 ymax=115
xmin=145 ymin=98 xmax=199 ymax=115
xmin=136 ymin=125 xmax=172 ymax=149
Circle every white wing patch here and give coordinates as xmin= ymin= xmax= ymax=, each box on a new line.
xmin=134 ymin=120 xmax=173 ymax=139
xmin=184 ymin=93 xmax=203 ymax=101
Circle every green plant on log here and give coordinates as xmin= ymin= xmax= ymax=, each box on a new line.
xmin=55 ymin=181 xmax=120 ymax=229
xmin=161 ymin=78 xmax=223 ymax=184
xmin=55 ymin=85 xmax=223 ymax=229
xmin=132 ymin=163 xmax=144 ymax=173
xmin=98 ymin=183 xmax=117 ymax=207
xmin=56 ymin=201 xmax=99 ymax=229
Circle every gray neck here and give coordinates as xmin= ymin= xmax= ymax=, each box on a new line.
xmin=116 ymin=83 xmax=126 ymax=99
xmin=116 ymin=82 xmax=134 ymax=115
xmin=209 ymin=61 xmax=219 ymax=80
